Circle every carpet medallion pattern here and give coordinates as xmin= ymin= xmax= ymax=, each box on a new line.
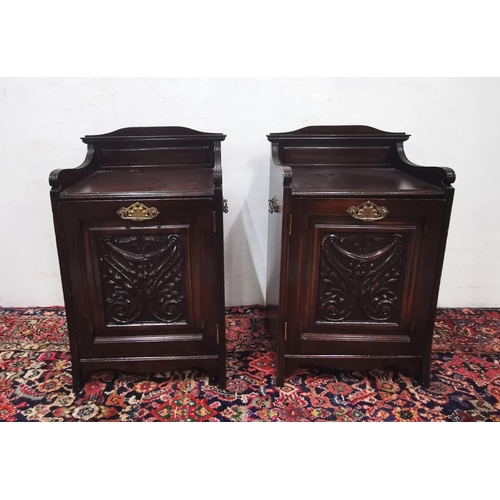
xmin=0 ymin=306 xmax=499 ymax=421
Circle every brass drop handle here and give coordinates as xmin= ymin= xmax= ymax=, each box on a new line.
xmin=268 ymin=196 xmax=279 ymax=213
xmin=347 ymin=201 xmax=389 ymax=221
xmin=117 ymin=202 xmax=160 ymax=221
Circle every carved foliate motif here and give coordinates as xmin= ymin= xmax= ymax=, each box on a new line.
xmin=98 ymin=234 xmax=186 ymax=324
xmin=317 ymin=233 xmax=405 ymax=323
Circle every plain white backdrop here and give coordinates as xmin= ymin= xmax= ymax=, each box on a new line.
xmin=0 ymin=77 xmax=500 ymax=307
xmin=0 ymin=77 xmax=499 ymax=307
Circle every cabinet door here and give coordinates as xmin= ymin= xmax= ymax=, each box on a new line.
xmin=61 ymin=198 xmax=219 ymax=358
xmin=286 ymin=198 xmax=446 ymax=356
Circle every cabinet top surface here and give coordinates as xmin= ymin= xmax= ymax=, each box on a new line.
xmin=61 ymin=168 xmax=215 ymax=199
xmin=291 ymin=167 xmax=444 ymax=197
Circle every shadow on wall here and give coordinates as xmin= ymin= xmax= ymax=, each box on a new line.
xmin=223 ymin=148 xmax=271 ymax=307
xmin=224 ymin=197 xmax=266 ymax=307
xmin=223 ymin=145 xmax=269 ymax=307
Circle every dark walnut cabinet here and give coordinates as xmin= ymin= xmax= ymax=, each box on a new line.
xmin=49 ymin=127 xmax=227 ymax=392
xmin=266 ymin=126 xmax=455 ymax=386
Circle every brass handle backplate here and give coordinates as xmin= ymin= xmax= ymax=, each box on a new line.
xmin=117 ymin=202 xmax=160 ymax=221
xmin=347 ymin=201 xmax=389 ymax=221
xmin=268 ymin=196 xmax=279 ymax=213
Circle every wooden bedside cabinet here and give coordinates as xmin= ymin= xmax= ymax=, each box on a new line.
xmin=266 ymin=126 xmax=455 ymax=387
xmin=49 ymin=127 xmax=227 ymax=392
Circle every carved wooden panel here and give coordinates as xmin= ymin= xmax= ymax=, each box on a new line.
xmin=316 ymin=233 xmax=406 ymax=323
xmin=98 ymin=234 xmax=187 ymax=325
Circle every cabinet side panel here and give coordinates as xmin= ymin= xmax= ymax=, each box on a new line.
xmin=213 ymin=161 xmax=226 ymax=387
xmin=50 ymin=191 xmax=83 ymax=390
xmin=265 ymin=159 xmax=283 ymax=339
xmin=419 ymin=188 xmax=455 ymax=384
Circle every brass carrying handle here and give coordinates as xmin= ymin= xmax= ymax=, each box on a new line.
xmin=268 ymin=196 xmax=279 ymax=213
xmin=117 ymin=202 xmax=160 ymax=221
xmin=347 ymin=201 xmax=389 ymax=221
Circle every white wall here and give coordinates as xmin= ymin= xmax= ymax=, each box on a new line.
xmin=0 ymin=77 xmax=499 ymax=307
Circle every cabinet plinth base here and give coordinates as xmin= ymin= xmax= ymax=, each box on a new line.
xmin=72 ymin=356 xmax=226 ymax=393
xmin=279 ymin=354 xmax=429 ymax=388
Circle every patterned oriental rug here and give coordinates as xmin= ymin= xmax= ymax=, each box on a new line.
xmin=0 ymin=306 xmax=499 ymax=422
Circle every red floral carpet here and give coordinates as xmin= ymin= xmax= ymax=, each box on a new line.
xmin=0 ymin=306 xmax=499 ymax=421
